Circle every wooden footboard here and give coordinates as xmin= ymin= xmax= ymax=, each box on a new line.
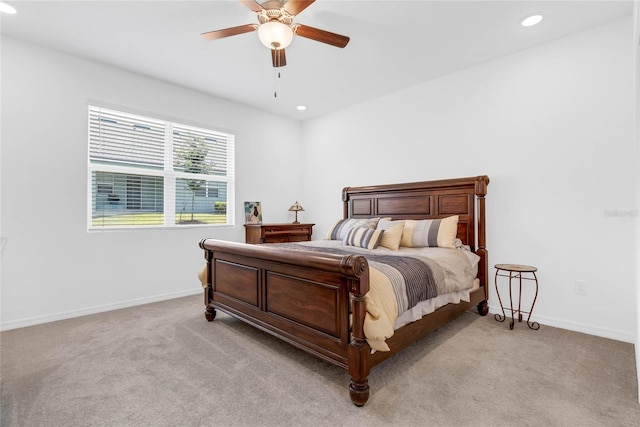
xmin=200 ymin=239 xmax=371 ymax=374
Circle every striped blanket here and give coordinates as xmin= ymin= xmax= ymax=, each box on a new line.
xmin=277 ymin=243 xmax=444 ymax=351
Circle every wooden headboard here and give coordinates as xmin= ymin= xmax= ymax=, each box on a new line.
xmin=342 ymin=175 xmax=490 ymax=287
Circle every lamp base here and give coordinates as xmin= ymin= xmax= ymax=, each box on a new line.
xmin=292 ymin=221 xmax=300 ymax=224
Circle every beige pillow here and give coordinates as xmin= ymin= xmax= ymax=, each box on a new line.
xmin=400 ymin=215 xmax=459 ymax=248
xmin=376 ymin=219 xmax=405 ymax=250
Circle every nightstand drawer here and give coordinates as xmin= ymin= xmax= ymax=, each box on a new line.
xmin=245 ymin=223 xmax=314 ymax=244
xmin=263 ymin=227 xmax=311 ymax=237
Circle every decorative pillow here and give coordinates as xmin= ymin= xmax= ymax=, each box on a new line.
xmin=343 ymin=227 xmax=384 ymax=250
xmin=376 ymin=219 xmax=405 ymax=250
xmin=325 ymin=217 xmax=381 ymax=240
xmin=400 ymin=215 xmax=459 ymax=248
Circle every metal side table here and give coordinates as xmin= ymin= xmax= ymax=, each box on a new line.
xmin=494 ymin=264 xmax=540 ymax=330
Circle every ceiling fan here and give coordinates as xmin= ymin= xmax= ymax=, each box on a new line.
xmin=201 ymin=0 xmax=350 ymax=68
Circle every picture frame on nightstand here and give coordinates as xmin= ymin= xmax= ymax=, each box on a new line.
xmin=244 ymin=201 xmax=262 ymax=224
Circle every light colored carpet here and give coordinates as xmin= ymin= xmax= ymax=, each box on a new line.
xmin=1 ymin=294 xmax=639 ymax=426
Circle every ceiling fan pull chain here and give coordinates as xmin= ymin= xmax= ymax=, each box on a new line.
xmin=274 ymin=70 xmax=282 ymax=98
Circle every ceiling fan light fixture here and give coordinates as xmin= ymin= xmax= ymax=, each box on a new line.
xmin=258 ymin=21 xmax=293 ymax=50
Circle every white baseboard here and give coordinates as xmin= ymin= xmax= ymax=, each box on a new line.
xmin=0 ymin=288 xmax=203 ymax=332
xmin=2 ymin=296 xmax=634 ymax=344
xmin=487 ymin=304 xmax=636 ymax=344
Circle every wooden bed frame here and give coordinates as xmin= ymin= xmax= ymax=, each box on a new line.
xmin=199 ymin=175 xmax=490 ymax=406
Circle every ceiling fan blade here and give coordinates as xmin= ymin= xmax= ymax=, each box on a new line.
xmin=295 ymin=24 xmax=350 ymax=48
xmin=237 ymin=0 xmax=264 ymax=13
xmin=201 ymin=24 xmax=257 ymax=41
xmin=283 ymin=0 xmax=315 ymax=16
xmin=271 ymin=49 xmax=287 ymax=68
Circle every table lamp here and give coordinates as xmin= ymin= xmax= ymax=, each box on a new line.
xmin=288 ymin=201 xmax=304 ymax=224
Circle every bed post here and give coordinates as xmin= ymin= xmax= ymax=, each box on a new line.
xmin=475 ymin=176 xmax=490 ymax=314
xmin=199 ymin=240 xmax=216 ymax=321
xmin=342 ymin=187 xmax=351 ymax=219
xmin=344 ymin=254 xmax=371 ymax=407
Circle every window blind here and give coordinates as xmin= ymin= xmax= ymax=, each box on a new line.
xmin=88 ymin=105 xmax=235 ymax=229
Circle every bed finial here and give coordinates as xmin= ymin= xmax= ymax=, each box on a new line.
xmin=475 ymin=175 xmax=490 ymax=197
xmin=340 ymin=255 xmax=369 ymax=293
xmin=342 ymin=186 xmax=351 ymax=202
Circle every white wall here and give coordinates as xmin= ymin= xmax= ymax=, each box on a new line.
xmin=301 ymin=18 xmax=637 ymax=343
xmin=0 ymin=37 xmax=303 ymax=329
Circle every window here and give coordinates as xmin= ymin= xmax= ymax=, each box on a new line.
xmin=88 ymin=105 xmax=235 ymax=229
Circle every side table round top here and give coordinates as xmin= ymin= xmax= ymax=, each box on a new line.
xmin=495 ymin=263 xmax=537 ymax=273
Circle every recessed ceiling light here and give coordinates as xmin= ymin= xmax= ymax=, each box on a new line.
xmin=521 ymin=14 xmax=543 ymax=27
xmin=296 ymin=105 xmax=307 ymax=111
xmin=0 ymin=2 xmax=17 ymax=14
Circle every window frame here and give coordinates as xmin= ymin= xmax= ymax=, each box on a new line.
xmin=87 ymin=105 xmax=235 ymax=231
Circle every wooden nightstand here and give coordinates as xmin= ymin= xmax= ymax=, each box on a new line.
xmin=244 ymin=223 xmax=314 ymax=244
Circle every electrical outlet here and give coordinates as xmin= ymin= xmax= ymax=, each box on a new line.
xmin=575 ymin=280 xmax=587 ymax=295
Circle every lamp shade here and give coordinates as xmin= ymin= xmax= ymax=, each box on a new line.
xmin=258 ymin=21 xmax=294 ymax=50
xmin=288 ymin=201 xmax=304 ymax=212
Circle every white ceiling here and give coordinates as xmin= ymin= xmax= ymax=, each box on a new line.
xmin=0 ymin=1 xmax=633 ymax=121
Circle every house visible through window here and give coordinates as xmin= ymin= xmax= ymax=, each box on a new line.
xmin=194 ymin=182 xmax=219 ymax=198
xmin=88 ymin=105 xmax=235 ymax=229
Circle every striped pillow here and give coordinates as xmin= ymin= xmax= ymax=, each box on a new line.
xmin=325 ymin=218 xmax=380 ymax=240
xmin=400 ymin=215 xmax=459 ymax=248
xmin=343 ymin=227 xmax=384 ymax=250
xmin=376 ymin=219 xmax=405 ymax=250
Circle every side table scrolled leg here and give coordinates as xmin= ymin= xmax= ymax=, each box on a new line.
xmin=494 ymin=268 xmax=506 ymax=323
xmin=508 ymin=271 xmax=515 ymax=330
xmin=526 ymin=272 xmax=540 ymax=330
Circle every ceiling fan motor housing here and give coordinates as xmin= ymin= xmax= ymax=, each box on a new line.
xmin=257 ymin=2 xmax=294 ymax=25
